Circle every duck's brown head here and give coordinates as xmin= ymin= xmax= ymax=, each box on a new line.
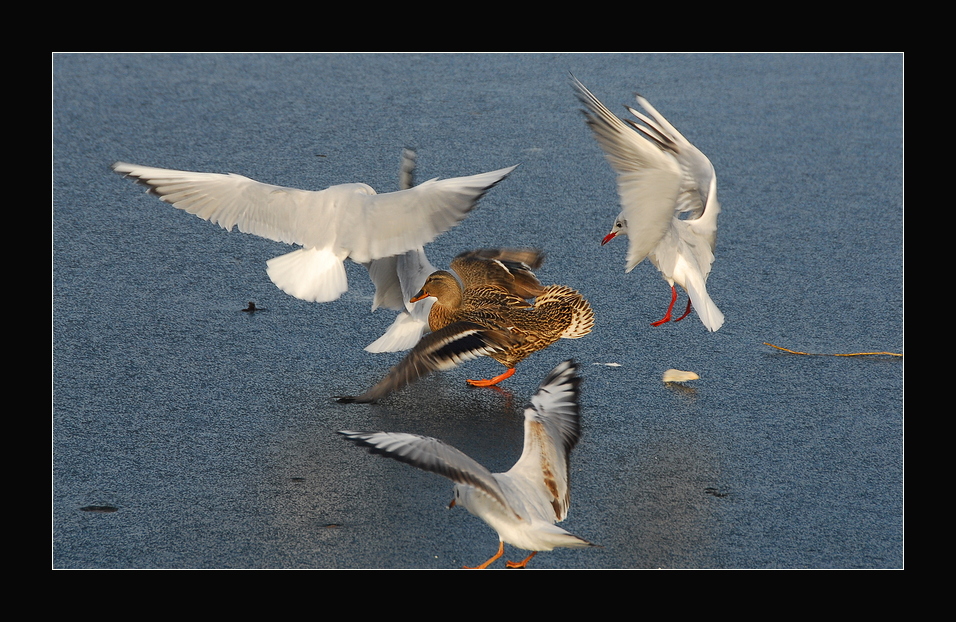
xmin=410 ymin=270 xmax=462 ymax=304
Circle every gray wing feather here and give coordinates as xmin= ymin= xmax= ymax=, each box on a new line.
xmin=338 ymin=430 xmax=511 ymax=511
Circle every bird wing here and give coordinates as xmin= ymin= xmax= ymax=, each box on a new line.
xmin=336 ymin=167 xmax=517 ymax=263
xmin=363 ymin=150 xmax=441 ymax=349
xmin=364 ymin=250 xmax=437 ymax=352
xmin=338 ymin=322 xmax=517 ymax=403
xmin=366 ymin=247 xmax=438 ymax=312
xmin=450 ymin=248 xmax=546 ymax=299
xmin=363 ymin=299 xmax=434 ymax=353
xmin=625 ymin=96 xmax=718 ymax=223
xmin=339 ymin=430 xmax=514 ymax=515
xmin=572 ymin=77 xmax=682 ymax=272
xmin=623 ymin=96 xmax=719 ymax=250
xmin=111 ymin=161 xmax=516 ymax=264
xmin=364 ymin=150 xmax=432 ymax=312
xmin=504 ymin=360 xmax=582 ymax=522
xmin=397 ymin=147 xmax=417 ymax=192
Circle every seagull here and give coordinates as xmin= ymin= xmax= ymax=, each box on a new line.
xmin=337 ymin=249 xmax=593 ymax=403
xmin=111 ymin=153 xmax=516 ymax=306
xmin=571 ymin=75 xmax=725 ymax=332
xmin=363 ymin=150 xmax=440 ymax=353
xmin=339 ymin=359 xmax=597 ymax=569
xmin=362 ymin=246 xmax=437 ymax=352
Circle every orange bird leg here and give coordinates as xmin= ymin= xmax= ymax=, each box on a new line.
xmin=505 ymin=551 xmax=537 ymax=569
xmin=464 ymin=541 xmax=504 ymax=569
xmin=650 ymin=286 xmax=679 ymax=327
xmin=466 ymin=367 xmax=516 ymax=387
xmin=673 ymin=298 xmax=693 ymax=322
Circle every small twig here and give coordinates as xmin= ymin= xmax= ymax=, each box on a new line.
xmin=763 ymin=343 xmax=902 ymax=357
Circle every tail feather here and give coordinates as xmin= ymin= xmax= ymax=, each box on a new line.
xmin=266 ymin=247 xmax=347 ymax=303
xmin=682 ymin=277 xmax=724 ymax=332
xmin=534 ymin=285 xmax=595 ymax=339
xmin=533 ymin=522 xmax=599 ymax=550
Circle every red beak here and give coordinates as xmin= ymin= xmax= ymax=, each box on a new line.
xmin=601 ymin=232 xmax=617 ymax=246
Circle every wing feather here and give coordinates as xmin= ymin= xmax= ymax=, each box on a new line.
xmin=111 ymin=161 xmax=516 ymax=264
xmin=505 ymin=360 xmax=581 ymax=521
xmin=337 ymin=322 xmax=517 ymax=403
xmin=570 ymin=78 xmax=681 ymax=271
xmin=338 ymin=431 xmax=512 ymax=513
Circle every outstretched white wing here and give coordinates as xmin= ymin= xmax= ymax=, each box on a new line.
xmin=112 ymin=160 xmax=516 ymax=302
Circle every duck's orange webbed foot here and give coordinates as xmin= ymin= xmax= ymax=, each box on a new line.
xmin=466 ymin=367 xmax=516 ymax=387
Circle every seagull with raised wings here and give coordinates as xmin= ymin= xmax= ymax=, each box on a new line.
xmin=339 ymin=360 xmax=597 ymax=569
xmin=572 ymin=75 xmax=724 ymax=332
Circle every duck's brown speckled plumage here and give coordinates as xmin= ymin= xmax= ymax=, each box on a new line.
xmin=339 ymin=249 xmax=594 ymax=403
xmin=420 ymin=251 xmax=593 ymax=370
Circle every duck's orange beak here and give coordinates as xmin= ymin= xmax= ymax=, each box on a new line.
xmin=410 ymin=289 xmax=430 ymax=303
xmin=601 ymin=232 xmax=617 ymax=246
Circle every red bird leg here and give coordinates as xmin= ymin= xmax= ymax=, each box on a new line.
xmin=467 ymin=367 xmax=516 ymax=387
xmin=651 ymin=286 xmax=679 ymax=327
xmin=673 ymin=298 xmax=693 ymax=322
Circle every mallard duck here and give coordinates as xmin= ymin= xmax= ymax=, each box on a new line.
xmin=339 ymin=360 xmax=597 ymax=569
xmin=572 ymin=75 xmax=724 ymax=332
xmin=112 ymin=152 xmax=516 ymax=305
xmin=338 ymin=249 xmax=594 ymax=403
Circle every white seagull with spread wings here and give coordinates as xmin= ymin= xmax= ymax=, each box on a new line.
xmin=112 ymin=153 xmax=516 ymax=314
xmin=339 ymin=360 xmax=597 ymax=569
xmin=572 ymin=75 xmax=724 ymax=332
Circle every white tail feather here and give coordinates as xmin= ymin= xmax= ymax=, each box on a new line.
xmin=365 ymin=309 xmax=431 ymax=352
xmin=682 ymin=275 xmax=724 ymax=332
xmin=266 ymin=247 xmax=348 ymax=302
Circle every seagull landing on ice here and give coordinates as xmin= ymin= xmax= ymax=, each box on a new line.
xmin=339 ymin=360 xmax=597 ymax=569
xmin=572 ymin=75 xmax=724 ymax=332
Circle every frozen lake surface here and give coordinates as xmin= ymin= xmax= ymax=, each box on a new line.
xmin=53 ymin=53 xmax=903 ymax=569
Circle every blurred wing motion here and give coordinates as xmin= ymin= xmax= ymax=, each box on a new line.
xmin=337 ymin=322 xmax=517 ymax=403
